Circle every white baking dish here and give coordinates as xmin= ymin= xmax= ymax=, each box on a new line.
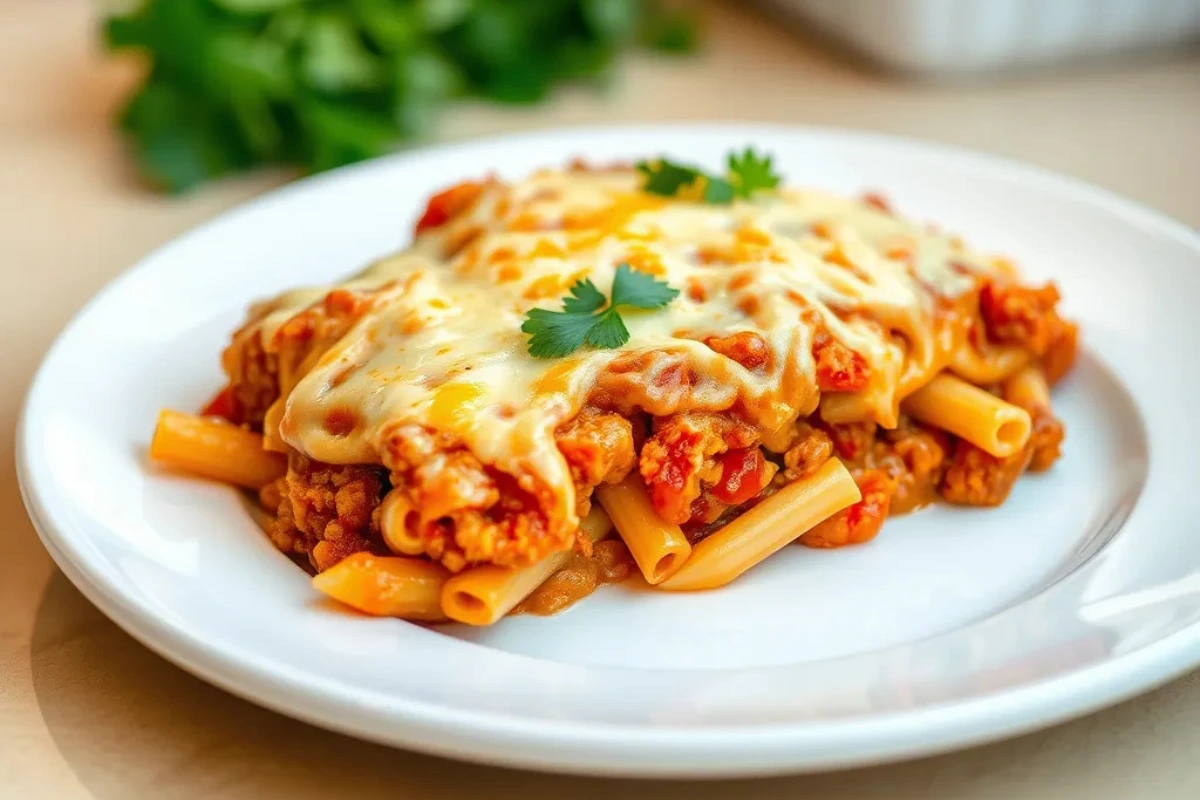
xmin=762 ymin=0 xmax=1200 ymax=77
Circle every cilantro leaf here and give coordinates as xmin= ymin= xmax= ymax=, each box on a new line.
xmin=636 ymin=147 xmax=782 ymax=205
xmin=523 ymin=263 xmax=679 ymax=358
xmin=728 ymin=147 xmax=781 ymax=197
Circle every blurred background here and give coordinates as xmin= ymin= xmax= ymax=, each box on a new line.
xmin=3 ymin=2 xmax=1200 ymax=797
xmin=9 ymin=1 xmax=1200 ymax=198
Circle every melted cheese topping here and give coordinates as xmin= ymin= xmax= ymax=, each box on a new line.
xmin=250 ymin=167 xmax=1008 ymax=529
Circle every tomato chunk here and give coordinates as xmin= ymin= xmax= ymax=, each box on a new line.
xmin=415 ymin=181 xmax=485 ymax=234
xmin=709 ymin=448 xmax=768 ymax=506
xmin=200 ymin=385 xmax=242 ymax=424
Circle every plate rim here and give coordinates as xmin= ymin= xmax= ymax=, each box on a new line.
xmin=18 ymin=122 xmax=1200 ymax=778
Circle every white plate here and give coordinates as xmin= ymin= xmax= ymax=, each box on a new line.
xmin=18 ymin=124 xmax=1200 ymax=778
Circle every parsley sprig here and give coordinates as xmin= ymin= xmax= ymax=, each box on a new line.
xmin=636 ymin=147 xmax=782 ymax=204
xmin=522 ymin=264 xmax=679 ymax=358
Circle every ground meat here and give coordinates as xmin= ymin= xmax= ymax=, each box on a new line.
xmin=874 ymin=421 xmax=952 ymax=513
xmin=816 ymin=417 xmax=949 ymax=515
xmin=556 ymin=409 xmax=636 ymax=515
xmin=1027 ymin=407 xmax=1065 ymax=473
xmin=818 ymin=419 xmax=878 ymax=462
xmin=266 ymin=454 xmax=388 ymax=572
xmin=812 ymin=331 xmax=870 ymax=392
xmin=222 ymin=288 xmax=375 ymax=429
xmin=638 ymin=412 xmax=760 ymax=524
xmin=1042 ymin=320 xmax=1080 ymax=386
xmin=798 ymin=470 xmax=892 ymax=548
xmin=782 ymin=422 xmax=834 ymax=481
xmin=979 ymin=280 xmax=1067 ymax=357
xmin=382 ymin=424 xmax=568 ymax=572
xmin=940 ymin=442 xmax=1033 ymax=506
xmin=222 ymin=322 xmax=277 ymax=427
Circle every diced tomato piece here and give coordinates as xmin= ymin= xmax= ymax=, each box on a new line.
xmin=709 ymin=448 xmax=768 ymax=506
xmin=415 ymin=181 xmax=485 ymax=234
xmin=200 ymin=385 xmax=242 ymax=424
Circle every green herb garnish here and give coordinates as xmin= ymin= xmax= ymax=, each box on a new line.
xmin=103 ymin=0 xmax=699 ymax=193
xmin=727 ymin=147 xmax=781 ymax=196
xmin=522 ymin=263 xmax=679 ymax=358
xmin=636 ymin=146 xmax=782 ymax=204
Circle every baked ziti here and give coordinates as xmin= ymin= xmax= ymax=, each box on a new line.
xmin=150 ymin=149 xmax=1078 ymax=625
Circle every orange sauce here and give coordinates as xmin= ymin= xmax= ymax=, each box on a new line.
xmin=513 ymin=539 xmax=637 ymax=616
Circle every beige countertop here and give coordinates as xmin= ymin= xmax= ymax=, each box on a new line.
xmin=3 ymin=1 xmax=1199 ymax=797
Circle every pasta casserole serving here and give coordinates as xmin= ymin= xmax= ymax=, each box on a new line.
xmin=150 ymin=148 xmax=1079 ymax=625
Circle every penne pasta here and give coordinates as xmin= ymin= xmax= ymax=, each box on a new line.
xmin=902 ymin=373 xmax=1031 ymax=458
xmin=659 ymin=458 xmax=862 ymax=591
xmin=817 ymin=391 xmax=875 ymax=425
xmin=949 ymin=343 xmax=1030 ymax=385
xmin=261 ymin=398 xmax=290 ymax=453
xmin=379 ymin=489 xmax=425 ymax=556
xmin=149 ymin=409 xmax=286 ymax=489
xmin=595 ymin=474 xmax=691 ymax=585
xmin=313 ymin=553 xmax=450 ymax=621
xmin=441 ymin=506 xmax=614 ymax=626
xmin=1003 ymin=365 xmax=1051 ymax=412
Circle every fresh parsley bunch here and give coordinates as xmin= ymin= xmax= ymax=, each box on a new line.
xmin=103 ymin=0 xmax=697 ymax=193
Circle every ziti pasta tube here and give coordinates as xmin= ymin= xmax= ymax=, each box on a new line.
xmin=313 ymin=554 xmax=450 ymax=622
xmin=659 ymin=458 xmax=861 ymax=591
xmin=595 ymin=474 xmax=691 ymax=585
xmin=149 ymin=409 xmax=286 ymax=490
xmin=441 ymin=506 xmax=614 ymax=626
xmin=902 ymin=373 xmax=1031 ymax=458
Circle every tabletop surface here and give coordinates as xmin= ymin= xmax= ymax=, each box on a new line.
xmin=3 ymin=1 xmax=1199 ymax=797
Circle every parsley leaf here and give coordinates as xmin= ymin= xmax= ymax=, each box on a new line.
xmin=522 ymin=309 xmax=603 ymax=359
xmin=583 ymin=310 xmax=631 ymax=350
xmin=610 ymin=261 xmax=679 ymax=308
xmin=703 ymin=176 xmax=736 ymax=204
xmin=636 ymin=158 xmax=702 ymax=197
xmin=637 ymin=147 xmax=782 ymax=205
xmin=728 ymin=147 xmax=781 ymax=197
xmin=561 ymin=278 xmax=607 ymax=313
xmin=523 ymin=263 xmax=679 ymax=358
